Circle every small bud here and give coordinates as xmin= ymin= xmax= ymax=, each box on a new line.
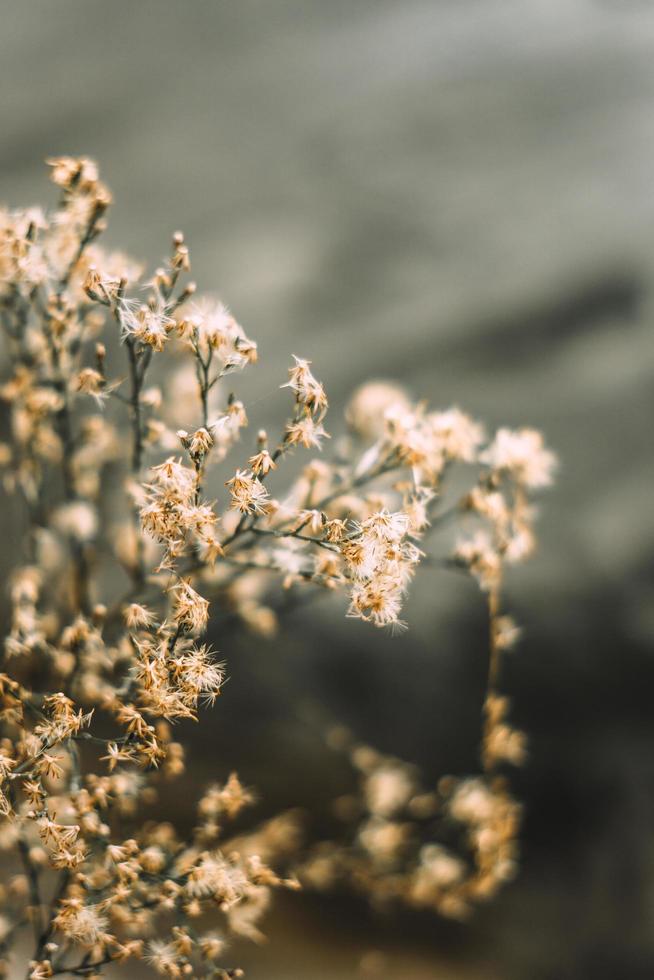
xmin=92 ymin=604 xmax=107 ymax=627
xmin=176 ymin=281 xmax=197 ymax=304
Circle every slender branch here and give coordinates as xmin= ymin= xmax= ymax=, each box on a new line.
xmin=8 ymin=781 xmax=44 ymax=945
xmin=250 ymin=526 xmax=339 ymax=551
xmin=28 ymin=868 xmax=71 ymax=976
xmin=124 ymin=336 xmax=152 ymax=586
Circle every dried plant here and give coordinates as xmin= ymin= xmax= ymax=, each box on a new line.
xmin=0 ymin=159 xmax=555 ymax=978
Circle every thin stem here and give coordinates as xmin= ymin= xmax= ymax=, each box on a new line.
xmin=125 ymin=338 xmax=149 ymax=474
xmin=485 ymin=586 xmax=502 ymax=694
xmin=9 ymin=781 xmax=44 ymax=945
xmin=250 ymin=526 xmax=339 ymax=551
xmin=311 ymin=457 xmax=398 ymax=512
xmin=57 ymin=202 xmax=104 ymax=296
xmin=125 ymin=336 xmax=152 ymax=586
xmin=46 ymin=330 xmax=91 ymax=615
xmin=28 ymin=868 xmax=71 ymax=976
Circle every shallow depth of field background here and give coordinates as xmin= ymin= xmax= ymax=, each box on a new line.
xmin=2 ymin=2 xmax=654 ymax=978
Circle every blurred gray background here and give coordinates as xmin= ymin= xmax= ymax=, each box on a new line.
xmin=2 ymin=1 xmax=654 ymax=978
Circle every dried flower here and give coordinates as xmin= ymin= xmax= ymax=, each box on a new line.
xmin=0 ymin=159 xmax=555 ymax=978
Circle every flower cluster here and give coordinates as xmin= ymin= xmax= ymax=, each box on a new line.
xmin=298 ymin=735 xmax=522 ymax=922
xmin=342 ymin=512 xmax=421 ymax=629
xmin=0 ymin=160 xmax=555 ymax=977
